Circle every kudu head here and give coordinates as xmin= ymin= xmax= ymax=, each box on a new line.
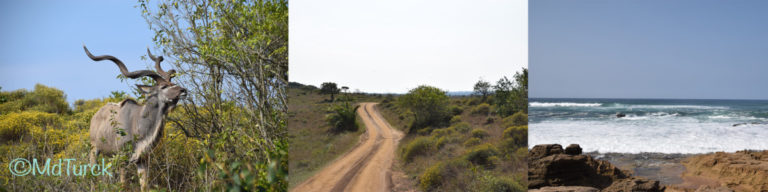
xmin=84 ymin=45 xmax=187 ymax=111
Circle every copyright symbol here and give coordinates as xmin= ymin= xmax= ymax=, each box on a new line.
xmin=8 ymin=158 xmax=31 ymax=176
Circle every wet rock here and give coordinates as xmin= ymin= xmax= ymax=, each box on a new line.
xmin=616 ymin=112 xmax=626 ymax=118
xmin=529 ymin=186 xmax=599 ymax=192
xmin=602 ymin=177 xmax=664 ymax=192
xmin=565 ymin=144 xmax=582 ymax=155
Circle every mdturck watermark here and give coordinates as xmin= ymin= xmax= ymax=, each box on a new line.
xmin=8 ymin=158 xmax=112 ymax=177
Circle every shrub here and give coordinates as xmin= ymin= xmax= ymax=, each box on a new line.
xmin=471 ymin=128 xmax=489 ymax=139
xmin=463 ymin=138 xmax=482 ymax=147
xmin=464 ymin=143 xmax=499 ymax=168
xmin=420 ymin=162 xmax=444 ymax=191
xmin=476 ymin=175 xmax=525 ymax=192
xmin=402 ymin=136 xmax=434 ymax=161
xmin=326 ymin=101 xmax=359 ymax=132
xmin=431 ymin=127 xmax=455 ymax=138
xmin=449 ymin=115 xmax=462 ymax=125
xmin=448 ymin=105 xmax=463 ymax=116
xmin=452 ymin=122 xmax=471 ymax=133
xmin=471 ymin=103 xmax=491 ymax=115
xmin=397 ymin=85 xmax=450 ymax=132
xmin=503 ymin=111 xmax=527 ymax=127
xmin=503 ymin=126 xmax=527 ymax=147
xmin=0 ymin=111 xmax=60 ymax=142
xmin=435 ymin=134 xmax=460 ymax=149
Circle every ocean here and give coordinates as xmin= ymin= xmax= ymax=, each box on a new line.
xmin=529 ymin=98 xmax=768 ymax=153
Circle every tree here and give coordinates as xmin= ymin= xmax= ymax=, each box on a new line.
xmin=494 ymin=68 xmax=528 ymax=116
xmin=398 ymin=85 xmax=450 ymax=133
xmin=320 ymin=82 xmax=340 ymax=101
xmin=139 ymin=0 xmax=288 ymax=190
xmin=473 ymin=79 xmax=492 ymax=102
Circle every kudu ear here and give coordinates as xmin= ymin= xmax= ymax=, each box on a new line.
xmin=136 ymin=85 xmax=154 ymax=94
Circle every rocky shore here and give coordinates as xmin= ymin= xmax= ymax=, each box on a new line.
xmin=529 ymin=144 xmax=768 ymax=192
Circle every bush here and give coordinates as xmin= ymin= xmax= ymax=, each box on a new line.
xmin=452 ymin=122 xmax=471 ymax=133
xmin=420 ymin=162 xmax=444 ymax=191
xmin=402 ymin=136 xmax=434 ymax=161
xmin=503 ymin=111 xmax=527 ymax=127
xmin=471 ymin=128 xmax=489 ymax=139
xmin=471 ymin=103 xmax=491 ymax=115
xmin=397 ymin=85 xmax=450 ymax=132
xmin=0 ymin=111 xmax=60 ymax=142
xmin=464 ymin=143 xmax=499 ymax=168
xmin=449 ymin=115 xmax=462 ymax=125
xmin=476 ymin=176 xmax=526 ymax=192
xmin=448 ymin=105 xmax=463 ymax=116
xmin=463 ymin=138 xmax=482 ymax=147
xmin=326 ymin=101 xmax=359 ymax=132
xmin=503 ymin=126 xmax=527 ymax=147
xmin=431 ymin=127 xmax=455 ymax=138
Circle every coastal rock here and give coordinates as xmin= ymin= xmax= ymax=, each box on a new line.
xmin=682 ymin=150 xmax=768 ymax=192
xmin=529 ymin=144 xmax=631 ymax=189
xmin=616 ymin=112 xmax=626 ymax=118
xmin=529 ymin=186 xmax=599 ymax=192
xmin=565 ymin=144 xmax=582 ymax=155
xmin=529 ymin=144 xmax=665 ymax=191
xmin=602 ymin=177 xmax=664 ymax=192
xmin=530 ymin=144 xmax=564 ymax=160
xmin=694 ymin=186 xmax=735 ymax=192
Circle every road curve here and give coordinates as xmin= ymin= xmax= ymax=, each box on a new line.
xmin=291 ymin=102 xmax=403 ymax=192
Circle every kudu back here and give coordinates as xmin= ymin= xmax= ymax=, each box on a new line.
xmin=84 ymin=46 xmax=186 ymax=191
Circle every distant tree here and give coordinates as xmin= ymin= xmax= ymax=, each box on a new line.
xmin=398 ymin=85 xmax=450 ymax=133
xmin=494 ymin=68 xmax=528 ymax=116
xmin=320 ymin=82 xmax=341 ymax=101
xmin=473 ymin=79 xmax=492 ymax=102
xmin=341 ymin=86 xmax=349 ymax=93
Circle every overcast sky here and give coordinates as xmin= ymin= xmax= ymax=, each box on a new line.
xmin=531 ymin=0 xmax=768 ymax=100
xmin=290 ymin=0 xmax=527 ymax=93
xmin=0 ymin=1 xmax=155 ymax=104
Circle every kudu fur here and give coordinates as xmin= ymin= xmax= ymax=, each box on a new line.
xmin=84 ymin=46 xmax=186 ymax=191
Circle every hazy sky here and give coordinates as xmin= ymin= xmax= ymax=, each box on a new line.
xmin=290 ymin=0 xmax=527 ymax=93
xmin=531 ymin=0 xmax=768 ymax=100
xmin=0 ymin=1 xmax=157 ymax=104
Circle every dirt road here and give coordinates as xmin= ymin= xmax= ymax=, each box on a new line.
xmin=291 ymin=103 xmax=404 ymax=192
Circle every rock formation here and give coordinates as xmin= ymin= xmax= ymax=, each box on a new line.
xmin=529 ymin=144 xmax=664 ymax=192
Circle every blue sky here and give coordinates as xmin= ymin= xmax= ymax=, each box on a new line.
xmin=290 ymin=0 xmax=527 ymax=93
xmin=530 ymin=0 xmax=768 ymax=100
xmin=0 ymin=1 xmax=158 ymax=104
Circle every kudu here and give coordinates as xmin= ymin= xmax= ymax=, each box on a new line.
xmin=84 ymin=46 xmax=187 ymax=191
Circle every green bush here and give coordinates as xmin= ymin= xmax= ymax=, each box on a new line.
xmin=448 ymin=105 xmax=463 ymax=116
xmin=471 ymin=103 xmax=491 ymax=115
xmin=326 ymin=101 xmax=359 ymax=132
xmin=402 ymin=136 xmax=434 ymax=161
xmin=471 ymin=128 xmax=489 ymax=139
xmin=397 ymin=85 xmax=450 ymax=132
xmin=452 ymin=122 xmax=471 ymax=133
xmin=503 ymin=126 xmax=527 ymax=147
xmin=420 ymin=162 xmax=444 ymax=191
xmin=463 ymin=137 xmax=482 ymax=147
xmin=449 ymin=115 xmax=462 ymax=125
xmin=431 ymin=127 xmax=455 ymax=138
xmin=503 ymin=111 xmax=527 ymax=127
xmin=435 ymin=134 xmax=460 ymax=149
xmin=464 ymin=143 xmax=499 ymax=168
xmin=476 ymin=175 xmax=526 ymax=192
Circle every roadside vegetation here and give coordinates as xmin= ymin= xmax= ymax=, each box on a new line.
xmin=379 ymin=68 xmax=529 ymax=192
